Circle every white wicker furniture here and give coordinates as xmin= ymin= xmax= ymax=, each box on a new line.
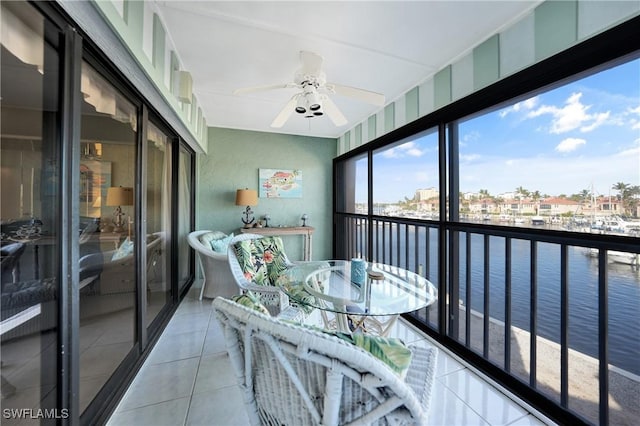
xmin=227 ymin=233 xmax=295 ymax=317
xmin=188 ymin=230 xmax=237 ymax=300
xmin=212 ymin=297 xmax=438 ymax=426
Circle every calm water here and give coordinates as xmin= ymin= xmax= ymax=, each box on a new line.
xmin=370 ymin=226 xmax=640 ymax=375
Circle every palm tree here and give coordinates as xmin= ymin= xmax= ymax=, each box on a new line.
xmin=628 ymin=185 xmax=640 ymax=217
xmin=515 ymin=186 xmax=529 ymax=214
xmin=612 ymin=182 xmax=630 ymax=215
xmin=613 ymin=182 xmax=640 ymax=217
xmin=531 ymin=190 xmax=541 ymax=215
xmin=612 ymin=182 xmax=629 ymax=200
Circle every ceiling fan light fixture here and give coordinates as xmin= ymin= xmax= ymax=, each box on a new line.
xmin=306 ymin=90 xmax=322 ymax=112
xmin=295 ymin=95 xmax=307 ymax=114
xmin=235 ymin=50 xmax=383 ymax=128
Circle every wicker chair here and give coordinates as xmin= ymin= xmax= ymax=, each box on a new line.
xmin=188 ymin=230 xmax=237 ymax=300
xmin=227 ymin=233 xmax=292 ymax=315
xmin=212 ymin=297 xmax=438 ymax=425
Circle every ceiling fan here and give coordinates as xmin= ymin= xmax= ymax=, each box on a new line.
xmin=233 ymin=51 xmax=385 ymax=128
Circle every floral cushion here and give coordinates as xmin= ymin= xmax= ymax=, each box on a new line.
xmin=341 ymin=333 xmax=413 ymax=377
xmin=234 ymin=237 xmax=289 ymax=286
xmin=234 ymin=240 xmax=269 ymax=286
xmin=274 ymin=262 xmax=329 ymax=314
xmin=232 ymin=292 xmax=270 ymax=315
xmin=254 ymin=237 xmax=289 ymax=285
xmin=293 ymin=323 xmax=413 ymax=377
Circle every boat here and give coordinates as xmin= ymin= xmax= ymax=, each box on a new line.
xmin=531 ymin=216 xmax=545 ymax=225
xmin=588 ymin=248 xmax=639 ymax=266
xmin=608 ymin=251 xmax=640 ymax=266
xmin=498 ymin=214 xmax=511 ymax=222
xmin=591 ymin=216 xmax=640 ymax=234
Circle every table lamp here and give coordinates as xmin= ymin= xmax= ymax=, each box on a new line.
xmin=235 ymin=188 xmax=258 ymax=228
xmin=106 ymin=186 xmax=133 ymax=232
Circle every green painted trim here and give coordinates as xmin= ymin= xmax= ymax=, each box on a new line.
xmin=384 ymin=103 xmax=395 ymax=133
xmin=535 ymin=0 xmax=578 ymax=61
xmin=344 ymin=130 xmax=351 ymax=150
xmin=170 ymin=51 xmax=179 ymax=95
xmin=405 ymin=86 xmax=419 ymax=122
xmin=354 ymin=123 xmax=362 ymax=147
xmin=474 ymin=35 xmax=500 ymax=90
xmin=152 ymin=13 xmax=165 ymax=79
xmin=123 ymin=0 xmax=143 ymax=44
xmin=368 ymin=115 xmax=376 ymax=141
xmin=434 ymin=65 xmax=452 ymax=109
xmin=190 ymin=96 xmax=198 ymax=125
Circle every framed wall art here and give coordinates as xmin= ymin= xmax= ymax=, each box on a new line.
xmin=259 ymin=169 xmax=302 ymax=198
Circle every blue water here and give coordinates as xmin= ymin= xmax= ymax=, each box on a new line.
xmin=369 ymin=225 xmax=640 ymax=375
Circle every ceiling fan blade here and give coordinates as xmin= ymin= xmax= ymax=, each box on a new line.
xmin=300 ymin=51 xmax=324 ymax=75
xmin=233 ymin=83 xmax=295 ymax=95
xmin=321 ymin=96 xmax=348 ymax=127
xmin=327 ymin=83 xmax=385 ymax=107
xmin=270 ymin=97 xmax=298 ymax=128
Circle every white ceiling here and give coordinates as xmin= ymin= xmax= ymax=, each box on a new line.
xmin=155 ymin=1 xmax=540 ymax=139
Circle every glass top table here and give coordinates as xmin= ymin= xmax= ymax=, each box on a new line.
xmin=277 ymin=260 xmax=437 ymax=334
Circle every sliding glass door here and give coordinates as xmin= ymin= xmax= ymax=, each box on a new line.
xmin=0 ymin=0 xmax=61 ymax=418
xmin=1 ymin=0 xmax=197 ymax=421
xmin=78 ymin=61 xmax=138 ymax=412
xmin=145 ymin=121 xmax=173 ymax=328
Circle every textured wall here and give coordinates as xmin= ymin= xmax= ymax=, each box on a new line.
xmin=197 ymin=128 xmax=336 ymax=261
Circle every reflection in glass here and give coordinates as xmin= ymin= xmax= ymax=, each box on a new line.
xmin=146 ymin=122 xmax=171 ymax=327
xmin=78 ymin=61 xmax=137 ymax=412
xmin=335 ymin=153 xmax=367 ymax=214
xmin=1 ymin=0 xmax=59 ymax=419
xmin=178 ymin=145 xmax=193 ymax=291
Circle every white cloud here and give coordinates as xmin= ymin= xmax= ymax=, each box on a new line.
xmin=627 ymin=105 xmax=640 ymax=130
xmin=616 ymin=140 xmax=640 ymax=157
xmin=381 ymin=141 xmax=425 ymax=158
xmin=460 ymin=130 xmax=480 ymax=146
xmin=580 ymin=112 xmax=610 ymax=132
xmin=459 ymin=152 xmax=640 ymax=195
xmin=527 ymin=92 xmax=610 ymax=134
xmin=460 ymin=153 xmax=481 ymax=163
xmin=499 ymin=96 xmax=539 ymax=118
xmin=555 ymin=137 xmax=586 ymax=153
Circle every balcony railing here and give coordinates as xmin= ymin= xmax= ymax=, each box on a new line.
xmin=335 ymin=213 xmax=640 ymax=425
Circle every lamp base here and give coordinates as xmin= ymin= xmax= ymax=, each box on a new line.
xmin=241 ymin=206 xmax=255 ymax=228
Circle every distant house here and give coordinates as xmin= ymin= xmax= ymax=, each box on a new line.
xmin=469 ymin=198 xmax=499 ymax=215
xmin=538 ymin=197 xmax=581 ymax=216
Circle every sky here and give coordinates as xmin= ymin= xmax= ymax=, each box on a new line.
xmin=358 ymin=58 xmax=640 ymax=204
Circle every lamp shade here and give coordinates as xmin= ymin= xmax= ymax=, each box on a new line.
xmin=235 ymin=189 xmax=258 ymax=206
xmin=106 ymin=187 xmax=134 ymax=206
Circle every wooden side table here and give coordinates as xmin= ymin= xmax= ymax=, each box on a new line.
xmin=239 ymin=226 xmax=314 ymax=261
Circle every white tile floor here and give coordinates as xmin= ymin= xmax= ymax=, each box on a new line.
xmin=107 ymin=288 xmax=554 ymax=426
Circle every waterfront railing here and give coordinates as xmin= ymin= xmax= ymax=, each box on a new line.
xmin=334 ymin=213 xmax=640 ymax=425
